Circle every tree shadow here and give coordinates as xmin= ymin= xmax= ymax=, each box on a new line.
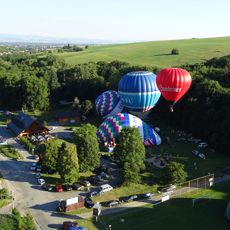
xmin=153 ymin=53 xmax=171 ymax=57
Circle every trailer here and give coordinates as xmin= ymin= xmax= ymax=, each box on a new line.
xmin=57 ymin=196 xmax=85 ymax=212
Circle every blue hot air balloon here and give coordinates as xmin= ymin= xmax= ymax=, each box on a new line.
xmin=96 ymin=113 xmax=162 ymax=147
xmin=95 ymin=90 xmax=124 ymax=118
xmin=118 ymin=71 xmax=161 ymax=112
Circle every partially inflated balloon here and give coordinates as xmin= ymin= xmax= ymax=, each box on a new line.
xmin=95 ymin=90 xmax=124 ymax=118
xmin=118 ymin=71 xmax=161 ymax=112
xmin=96 ymin=113 xmax=162 ymax=147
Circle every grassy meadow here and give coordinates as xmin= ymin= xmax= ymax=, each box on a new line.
xmin=56 ymin=37 xmax=230 ymax=68
xmin=76 ymin=181 xmax=230 ymax=230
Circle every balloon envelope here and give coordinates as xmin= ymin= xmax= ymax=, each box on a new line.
xmin=95 ymin=90 xmax=124 ymax=118
xmin=96 ymin=113 xmax=162 ymax=147
xmin=118 ymin=71 xmax=161 ymax=112
xmin=156 ymin=68 xmax=192 ymax=103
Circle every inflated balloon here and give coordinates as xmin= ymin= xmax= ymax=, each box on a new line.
xmin=96 ymin=113 xmax=162 ymax=147
xmin=118 ymin=71 xmax=161 ymax=112
xmin=95 ymin=90 xmax=124 ymax=118
xmin=156 ymin=68 xmax=192 ymax=112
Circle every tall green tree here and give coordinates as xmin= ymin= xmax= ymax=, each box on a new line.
xmin=114 ymin=127 xmax=145 ymax=184
xmin=162 ymin=161 xmax=188 ymax=184
xmin=41 ymin=139 xmax=61 ymax=173
xmin=57 ymin=142 xmax=79 ymax=184
xmin=80 ymin=100 xmax=93 ymax=116
xmin=74 ymin=124 xmax=100 ymax=172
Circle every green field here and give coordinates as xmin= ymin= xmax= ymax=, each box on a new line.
xmin=56 ymin=37 xmax=230 ymax=68
xmin=76 ymin=181 xmax=230 ymax=230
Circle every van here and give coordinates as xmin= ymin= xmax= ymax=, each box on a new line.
xmin=99 ymin=184 xmax=113 ymax=193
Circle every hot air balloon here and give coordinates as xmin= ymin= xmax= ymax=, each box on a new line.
xmin=118 ymin=71 xmax=161 ymax=112
xmin=95 ymin=90 xmax=124 ymax=118
xmin=156 ymin=68 xmax=192 ymax=112
xmin=96 ymin=113 xmax=162 ymax=149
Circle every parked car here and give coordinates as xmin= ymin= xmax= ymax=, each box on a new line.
xmin=63 ymin=184 xmax=73 ymax=191
xmin=36 ymin=165 xmax=42 ymax=172
xmin=56 ymin=184 xmax=63 ymax=192
xmin=62 ymin=221 xmax=78 ymax=230
xmin=78 ymin=180 xmax=91 ymax=187
xmin=122 ymin=195 xmax=138 ymax=202
xmin=33 ymin=154 xmax=39 ymax=160
xmin=99 ymin=184 xmax=113 ymax=193
xmin=160 ymin=184 xmax=176 ymax=193
xmin=35 ymin=173 xmax=41 ymax=179
xmin=198 ymin=142 xmax=208 ymax=148
xmin=38 ymin=178 xmax=45 ymax=185
xmin=42 ymin=183 xmax=53 ymax=191
xmin=88 ymin=190 xmax=101 ymax=197
xmin=72 ymin=183 xmax=84 ymax=191
xmin=106 ymin=200 xmax=121 ymax=207
xmin=85 ymin=197 xmax=94 ymax=208
xmin=30 ymin=165 xmax=36 ymax=171
xmin=192 ymin=150 xmax=206 ymax=160
xmin=143 ymin=192 xmax=153 ymax=199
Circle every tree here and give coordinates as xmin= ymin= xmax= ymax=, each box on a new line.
xmin=41 ymin=139 xmax=61 ymax=173
xmin=162 ymin=161 xmax=188 ymax=184
xmin=12 ymin=208 xmax=23 ymax=229
xmin=74 ymin=124 xmax=100 ymax=172
xmin=114 ymin=127 xmax=145 ymax=184
xmin=171 ymin=48 xmax=179 ymax=55
xmin=57 ymin=142 xmax=79 ymax=184
xmin=80 ymin=100 xmax=93 ymax=116
xmin=23 ymin=210 xmax=36 ymax=230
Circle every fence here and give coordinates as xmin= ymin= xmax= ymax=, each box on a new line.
xmin=165 ymin=173 xmax=215 ymax=199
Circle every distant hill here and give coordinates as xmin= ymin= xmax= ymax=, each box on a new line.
xmin=0 ymin=34 xmax=130 ymax=45
xmin=56 ymin=37 xmax=230 ymax=68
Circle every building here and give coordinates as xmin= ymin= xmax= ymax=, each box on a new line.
xmin=55 ymin=111 xmax=81 ymax=124
xmin=7 ymin=112 xmax=49 ymax=137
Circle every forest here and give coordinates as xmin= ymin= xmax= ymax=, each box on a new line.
xmin=0 ymin=53 xmax=229 ymax=154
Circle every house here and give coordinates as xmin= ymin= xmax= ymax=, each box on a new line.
xmin=7 ymin=112 xmax=49 ymax=137
xmin=55 ymin=111 xmax=81 ymax=124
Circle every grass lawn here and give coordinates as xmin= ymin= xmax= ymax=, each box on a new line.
xmin=146 ymin=121 xmax=230 ymax=179
xmin=76 ymin=181 xmax=230 ymax=230
xmin=0 ymin=145 xmax=23 ymax=160
xmin=0 ymin=199 xmax=11 ymax=208
xmin=0 ymin=214 xmax=17 ymax=230
xmin=56 ymin=37 xmax=230 ymax=68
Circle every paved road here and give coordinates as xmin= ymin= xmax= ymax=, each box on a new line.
xmin=0 ymin=126 xmax=85 ymax=230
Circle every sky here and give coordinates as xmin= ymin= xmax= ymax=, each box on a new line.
xmin=0 ymin=0 xmax=230 ymax=41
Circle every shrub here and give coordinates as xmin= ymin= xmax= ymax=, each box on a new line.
xmin=18 ymin=136 xmax=35 ymax=154
xmin=171 ymin=48 xmax=179 ymax=55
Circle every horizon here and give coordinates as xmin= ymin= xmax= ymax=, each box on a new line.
xmin=1 ymin=0 xmax=230 ymax=41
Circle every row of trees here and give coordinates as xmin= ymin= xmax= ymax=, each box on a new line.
xmin=0 ymin=52 xmax=229 ymax=154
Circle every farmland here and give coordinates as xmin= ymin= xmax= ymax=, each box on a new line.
xmin=56 ymin=37 xmax=230 ymax=68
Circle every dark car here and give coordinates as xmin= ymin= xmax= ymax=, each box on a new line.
xmin=63 ymin=184 xmax=73 ymax=191
xmin=85 ymin=197 xmax=94 ymax=208
xmin=106 ymin=200 xmax=121 ymax=207
xmin=88 ymin=190 xmax=102 ymax=197
xmin=72 ymin=183 xmax=84 ymax=191
xmin=42 ymin=183 xmax=53 ymax=191
xmin=122 ymin=195 xmax=138 ymax=202
xmin=62 ymin=221 xmax=78 ymax=230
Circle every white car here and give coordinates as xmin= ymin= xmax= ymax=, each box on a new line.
xmin=198 ymin=142 xmax=208 ymax=148
xmin=38 ymin=178 xmax=45 ymax=185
